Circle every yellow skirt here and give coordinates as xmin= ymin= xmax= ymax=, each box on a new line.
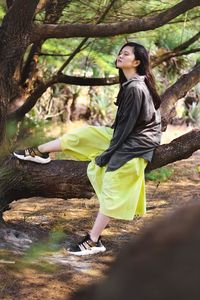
xmin=60 ymin=125 xmax=147 ymax=220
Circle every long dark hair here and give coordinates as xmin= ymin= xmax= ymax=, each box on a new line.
xmin=117 ymin=42 xmax=161 ymax=110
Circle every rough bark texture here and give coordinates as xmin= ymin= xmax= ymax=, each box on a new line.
xmin=0 ymin=0 xmax=39 ymax=143
xmin=146 ymin=129 xmax=200 ymax=171
xmin=160 ymin=64 xmax=200 ymax=130
xmin=0 ymin=158 xmax=91 ymax=220
xmin=0 ymin=129 xmax=200 ymax=219
xmin=152 ymin=31 xmax=200 ymax=68
xmin=31 ymin=0 xmax=200 ymax=40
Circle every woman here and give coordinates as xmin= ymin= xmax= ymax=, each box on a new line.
xmin=14 ymin=42 xmax=161 ymax=256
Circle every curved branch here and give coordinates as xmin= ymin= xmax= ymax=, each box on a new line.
xmin=174 ymin=48 xmax=200 ymax=56
xmin=7 ymin=80 xmax=55 ymax=122
xmin=160 ymin=64 xmax=200 ymax=129
xmin=8 ymin=62 xmax=200 ymax=123
xmin=174 ymin=31 xmax=200 ymax=51
xmin=152 ymin=31 xmax=200 ymax=68
xmin=152 ymin=48 xmax=200 ymax=68
xmin=169 ymin=14 xmax=200 ymax=24
xmin=146 ymin=129 xmax=200 ymax=171
xmin=31 ymin=0 xmax=200 ymax=41
xmin=7 ymin=75 xmax=119 ymax=121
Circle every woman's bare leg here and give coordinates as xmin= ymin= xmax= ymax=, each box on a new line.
xmin=90 ymin=212 xmax=110 ymax=242
xmin=38 ymin=138 xmax=61 ymax=153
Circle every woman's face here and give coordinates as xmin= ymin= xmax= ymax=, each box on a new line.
xmin=116 ymin=46 xmax=139 ymax=70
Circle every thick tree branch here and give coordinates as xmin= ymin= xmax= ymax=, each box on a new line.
xmin=174 ymin=48 xmax=200 ymax=56
xmin=152 ymin=31 xmax=200 ymax=68
xmin=174 ymin=31 xmax=200 ymax=52
xmin=31 ymin=0 xmax=200 ymax=41
xmin=152 ymin=48 xmax=200 ymax=68
xmin=20 ymin=41 xmax=43 ymax=85
xmin=8 ymin=79 xmax=56 ymax=122
xmin=55 ymin=74 xmax=119 ymax=86
xmin=7 ymin=74 xmax=119 ymax=121
xmin=39 ymin=52 xmax=70 ymax=57
xmin=146 ymin=129 xmax=200 ymax=171
xmin=44 ymin=0 xmax=72 ymax=23
xmin=160 ymin=64 xmax=200 ymax=129
xmin=0 ymin=129 xmax=200 ymax=218
xmin=8 ymin=61 xmax=200 ymax=123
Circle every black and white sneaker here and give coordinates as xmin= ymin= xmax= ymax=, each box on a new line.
xmin=67 ymin=233 xmax=106 ymax=256
xmin=13 ymin=147 xmax=51 ymax=164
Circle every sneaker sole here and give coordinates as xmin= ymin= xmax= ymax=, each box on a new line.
xmin=13 ymin=153 xmax=51 ymax=164
xmin=68 ymin=246 xmax=106 ymax=256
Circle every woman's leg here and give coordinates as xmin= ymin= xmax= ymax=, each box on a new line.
xmin=14 ymin=126 xmax=113 ymax=164
xmin=38 ymin=138 xmax=61 ymax=153
xmin=13 ymin=138 xmax=62 ymax=163
xmin=68 ymin=211 xmax=110 ymax=255
xmin=90 ymin=212 xmax=110 ymax=242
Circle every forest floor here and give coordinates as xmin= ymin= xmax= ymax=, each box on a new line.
xmin=0 ymin=125 xmax=200 ymax=300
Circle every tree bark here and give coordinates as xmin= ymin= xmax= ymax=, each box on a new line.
xmin=31 ymin=0 xmax=200 ymax=41
xmin=0 ymin=129 xmax=200 ymax=219
xmin=152 ymin=31 xmax=200 ymax=68
xmin=0 ymin=0 xmax=39 ymax=144
xmin=160 ymin=64 xmax=200 ymax=130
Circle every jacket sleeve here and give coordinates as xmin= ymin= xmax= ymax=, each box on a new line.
xmin=95 ymin=86 xmax=143 ymax=167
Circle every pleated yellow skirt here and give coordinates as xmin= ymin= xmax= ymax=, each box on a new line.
xmin=60 ymin=125 xmax=147 ymax=220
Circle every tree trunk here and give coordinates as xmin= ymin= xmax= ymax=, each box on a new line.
xmin=0 ymin=129 xmax=200 ymax=220
xmin=0 ymin=0 xmax=39 ymax=145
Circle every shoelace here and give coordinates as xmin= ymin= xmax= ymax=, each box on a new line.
xmin=25 ymin=147 xmax=37 ymax=157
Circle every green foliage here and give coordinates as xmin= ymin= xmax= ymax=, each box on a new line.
xmin=14 ymin=116 xmax=53 ymax=149
xmin=0 ymin=2 xmax=6 ymax=22
xmin=89 ymin=84 xmax=117 ymax=125
xmin=145 ymin=167 xmax=174 ymax=182
xmin=6 ymin=120 xmax=18 ymax=140
xmin=184 ymin=102 xmax=200 ymax=127
xmin=16 ymin=231 xmax=66 ymax=272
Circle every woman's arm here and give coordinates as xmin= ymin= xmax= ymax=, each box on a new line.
xmin=95 ymin=86 xmax=143 ymax=167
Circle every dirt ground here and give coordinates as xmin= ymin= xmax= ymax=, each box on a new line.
xmin=0 ymin=125 xmax=200 ymax=300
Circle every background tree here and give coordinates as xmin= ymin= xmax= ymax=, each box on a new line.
xmin=0 ymin=0 xmax=200 ymax=220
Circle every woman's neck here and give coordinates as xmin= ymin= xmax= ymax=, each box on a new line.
xmin=122 ymin=69 xmax=138 ymax=80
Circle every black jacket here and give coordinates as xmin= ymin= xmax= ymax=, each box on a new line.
xmin=95 ymin=75 xmax=161 ymax=171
